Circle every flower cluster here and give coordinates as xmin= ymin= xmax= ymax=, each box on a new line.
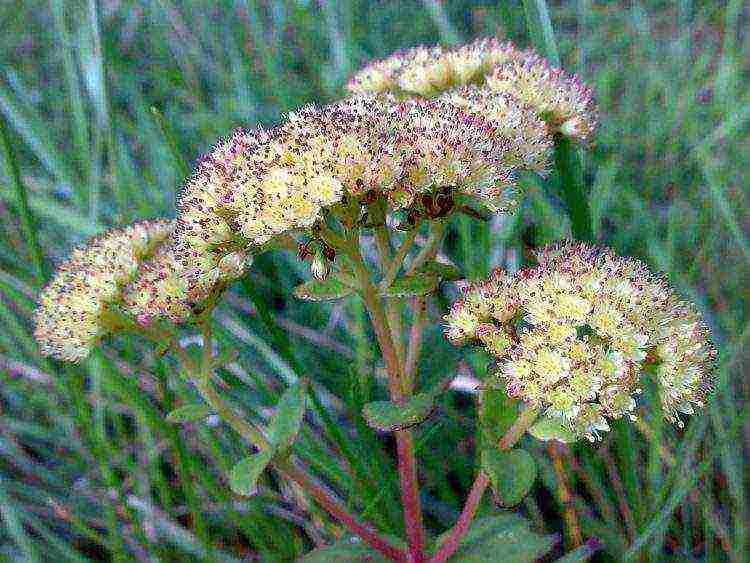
xmin=34 ymin=220 xmax=172 ymax=361
xmin=174 ymin=93 xmax=549 ymax=273
xmin=348 ymin=37 xmax=597 ymax=142
xmin=445 ymin=87 xmax=553 ymax=175
xmin=347 ymin=38 xmax=526 ymax=98
xmin=485 ymin=56 xmax=597 ymax=142
xmin=650 ymin=295 xmax=716 ymax=426
xmin=445 ymin=242 xmax=715 ymax=440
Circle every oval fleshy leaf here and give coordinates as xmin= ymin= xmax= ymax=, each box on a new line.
xmin=433 ymin=514 xmax=556 ymax=562
xmin=302 ymin=538 xmax=391 ymax=562
xmin=528 ymin=417 xmax=577 ymax=443
xmin=293 ymin=277 xmax=354 ymax=301
xmin=267 ymin=382 xmax=307 ymax=454
xmin=382 ymin=274 xmax=439 ymax=298
xmin=481 ymin=447 xmax=536 ymax=507
xmin=362 ymin=393 xmax=436 ymax=432
xmin=478 ymin=388 xmax=519 ymax=450
xmin=165 ymin=404 xmax=213 ymax=423
xmin=229 ymin=450 xmax=274 ymax=496
xmin=415 ymin=261 xmax=463 ymax=282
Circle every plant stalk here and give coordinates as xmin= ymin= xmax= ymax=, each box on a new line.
xmin=279 ymin=461 xmax=408 ymax=562
xmin=430 ymin=407 xmax=539 ymax=563
xmin=173 ymin=327 xmax=405 ymax=561
xmin=347 ymin=233 xmax=428 ymax=562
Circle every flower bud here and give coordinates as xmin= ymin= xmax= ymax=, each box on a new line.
xmin=310 ymin=250 xmax=331 ymax=281
xmin=217 ymin=251 xmax=248 ymax=279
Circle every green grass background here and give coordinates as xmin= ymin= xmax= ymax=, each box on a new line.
xmin=0 ymin=0 xmax=747 ymax=560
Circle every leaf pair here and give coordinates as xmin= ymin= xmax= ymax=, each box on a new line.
xmin=293 ymin=260 xmax=462 ymax=302
xmin=229 ymin=382 xmax=308 ymax=496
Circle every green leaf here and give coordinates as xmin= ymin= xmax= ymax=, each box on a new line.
xmin=267 ymin=382 xmax=307 ymax=454
xmin=521 ymin=0 xmax=561 ymax=67
xmin=362 ymin=393 xmax=436 ymax=432
xmin=415 ymin=261 xmax=463 ymax=282
xmin=434 ymin=514 xmax=556 ymax=562
xmin=481 ymin=447 xmax=536 ymax=507
xmin=165 ymin=404 xmax=213 ymax=423
xmin=528 ymin=417 xmax=577 ymax=443
xmin=293 ymin=277 xmax=354 ymax=302
xmin=301 ymin=538 xmax=390 ymax=562
xmin=381 ymin=274 xmax=438 ymax=298
xmin=553 ymin=539 xmax=601 ymax=562
xmin=229 ymin=450 xmax=274 ymax=496
xmin=478 ymin=388 xmax=519 ymax=450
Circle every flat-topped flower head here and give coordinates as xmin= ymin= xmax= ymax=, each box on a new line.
xmin=385 ymin=96 xmax=519 ymax=211
xmin=486 ymin=55 xmax=598 ymax=141
xmin=347 ymin=38 xmax=527 ymax=98
xmin=175 ymin=94 xmax=536 ymax=273
xmin=34 ymin=220 xmax=172 ymax=361
xmin=282 ymin=95 xmax=525 ymax=211
xmin=445 ymin=242 xmax=715 ymax=441
xmin=348 ymin=37 xmax=598 ymax=142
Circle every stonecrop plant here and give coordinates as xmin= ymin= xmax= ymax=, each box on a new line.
xmin=34 ymin=37 xmax=715 ymax=562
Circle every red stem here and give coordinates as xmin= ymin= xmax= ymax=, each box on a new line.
xmin=283 ymin=463 xmax=407 ymax=562
xmin=396 ymin=430 xmax=427 ymax=562
xmin=430 ymin=472 xmax=490 ymax=563
xmin=349 ymin=242 xmax=428 ymax=562
xmin=429 ymin=408 xmax=539 ymax=563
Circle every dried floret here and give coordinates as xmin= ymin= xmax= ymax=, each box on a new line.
xmin=445 ymin=242 xmax=715 ymax=441
xmin=34 ymin=220 xmax=172 ymax=361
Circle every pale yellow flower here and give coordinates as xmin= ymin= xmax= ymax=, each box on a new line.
xmin=445 ymin=241 xmax=715 ymax=441
xmin=34 ymin=221 xmax=172 ymax=361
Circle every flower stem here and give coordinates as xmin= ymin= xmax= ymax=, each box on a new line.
xmin=380 ymin=229 xmax=418 ymax=289
xmin=279 ymin=461 xmax=408 ymax=562
xmin=173 ymin=327 xmax=405 ymax=561
xmin=429 ymin=407 xmax=539 ymax=563
xmin=549 ymin=443 xmax=583 ymax=549
xmin=406 ymin=221 xmax=445 ymax=276
xmin=347 ymin=234 xmax=427 ymax=562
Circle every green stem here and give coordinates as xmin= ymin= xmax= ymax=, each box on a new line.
xmin=380 ymin=230 xmax=418 ymax=290
xmin=346 ymin=231 xmax=427 ymax=562
xmin=554 ymin=136 xmax=593 ymax=242
xmin=406 ymin=221 xmax=446 ymax=276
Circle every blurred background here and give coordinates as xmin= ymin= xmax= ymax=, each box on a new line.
xmin=0 ymin=0 xmax=747 ymax=560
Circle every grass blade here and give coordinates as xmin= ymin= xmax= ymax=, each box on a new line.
xmin=0 ymin=115 xmax=48 ymax=283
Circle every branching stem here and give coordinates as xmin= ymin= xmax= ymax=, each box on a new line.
xmin=345 ymin=230 xmax=428 ymax=563
xmin=430 ymin=407 xmax=539 ymax=563
xmin=170 ymin=324 xmax=405 ymax=561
